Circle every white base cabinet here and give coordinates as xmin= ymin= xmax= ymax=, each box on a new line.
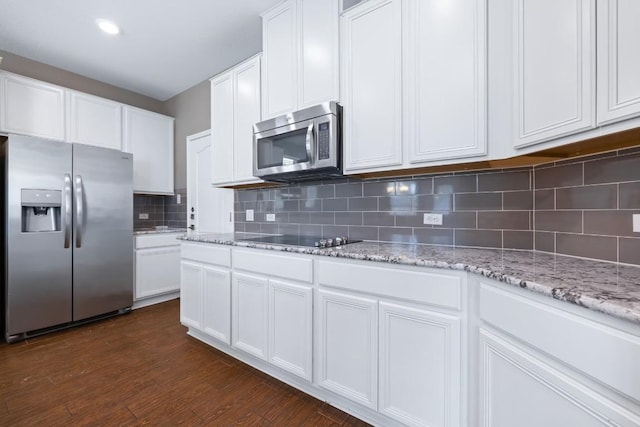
xmin=379 ymin=302 xmax=461 ymax=427
xmin=134 ymin=233 xmax=182 ymax=305
xmin=232 ymin=272 xmax=269 ymax=360
xmin=181 ymin=242 xmax=640 ymax=427
xmin=317 ymin=289 xmax=378 ymax=409
xmin=269 ymin=280 xmax=313 ymax=381
xmin=180 ymin=244 xmax=232 ymax=339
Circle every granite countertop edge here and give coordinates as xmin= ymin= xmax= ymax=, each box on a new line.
xmin=178 ymin=233 xmax=640 ymax=326
xmin=134 ymin=228 xmax=187 ymax=235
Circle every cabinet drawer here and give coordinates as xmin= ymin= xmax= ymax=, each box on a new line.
xmin=318 ymin=260 xmax=463 ymax=310
xmin=135 ymin=233 xmax=182 ymax=249
xmin=181 ymin=242 xmax=231 ymax=267
xmin=480 ymin=282 xmax=640 ymax=402
xmin=233 ymin=249 xmax=313 ymax=283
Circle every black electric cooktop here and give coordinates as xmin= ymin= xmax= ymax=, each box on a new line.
xmin=240 ymin=235 xmax=361 ymax=248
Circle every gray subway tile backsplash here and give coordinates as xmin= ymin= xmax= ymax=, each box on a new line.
xmin=232 ymin=145 xmax=640 ymax=265
xmin=133 ymin=189 xmax=187 ymax=230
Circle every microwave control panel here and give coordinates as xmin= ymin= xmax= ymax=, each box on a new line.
xmin=318 ymin=121 xmax=331 ymax=160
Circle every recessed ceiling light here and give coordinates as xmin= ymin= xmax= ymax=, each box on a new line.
xmin=96 ymin=19 xmax=120 ymax=35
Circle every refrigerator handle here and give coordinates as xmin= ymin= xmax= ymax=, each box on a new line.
xmin=63 ymin=174 xmax=73 ymax=248
xmin=75 ymin=175 xmax=84 ymax=248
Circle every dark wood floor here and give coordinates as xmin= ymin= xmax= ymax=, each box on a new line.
xmin=0 ymin=299 xmax=369 ymax=426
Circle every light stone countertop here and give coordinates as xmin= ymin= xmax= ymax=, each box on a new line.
xmin=179 ymin=232 xmax=640 ymax=325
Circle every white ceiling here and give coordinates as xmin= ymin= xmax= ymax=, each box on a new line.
xmin=0 ymin=0 xmax=280 ymax=101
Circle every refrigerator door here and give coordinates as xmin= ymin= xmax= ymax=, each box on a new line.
xmin=72 ymin=144 xmax=133 ymax=321
xmin=5 ymin=135 xmax=73 ymax=336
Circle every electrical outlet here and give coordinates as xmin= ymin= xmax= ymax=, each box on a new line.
xmin=634 ymin=214 xmax=640 ymax=233
xmin=266 ymin=213 xmax=276 ymax=222
xmin=176 ymin=194 xmax=182 ymax=205
xmin=138 ymin=213 xmax=149 ymax=220
xmin=246 ymin=209 xmax=254 ymax=222
xmin=423 ymin=213 xmax=443 ymax=225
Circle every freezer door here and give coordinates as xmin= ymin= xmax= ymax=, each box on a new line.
xmin=72 ymin=144 xmax=133 ymax=321
xmin=5 ymin=135 xmax=73 ymax=336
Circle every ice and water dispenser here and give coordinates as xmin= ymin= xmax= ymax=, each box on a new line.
xmin=21 ymin=189 xmax=62 ymax=232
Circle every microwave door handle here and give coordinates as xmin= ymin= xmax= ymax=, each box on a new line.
xmin=305 ymin=123 xmax=314 ymax=162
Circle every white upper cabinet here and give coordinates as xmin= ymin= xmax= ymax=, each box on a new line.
xmin=298 ymin=0 xmax=340 ymax=109
xmin=123 ymin=106 xmax=175 ymax=195
xmin=210 ymin=54 xmax=262 ymax=186
xmin=0 ymin=72 xmax=65 ymax=141
xmin=597 ymin=0 xmax=640 ymax=125
xmin=211 ymin=73 xmax=235 ymax=184
xmin=67 ymin=91 xmax=122 ymax=150
xmin=341 ymin=0 xmax=403 ymax=172
xmin=342 ymin=0 xmax=489 ymax=174
xmin=513 ymin=0 xmax=596 ymax=149
xmin=261 ymin=0 xmax=339 ymax=120
xmin=262 ymin=1 xmax=298 ymax=119
xmin=405 ymin=0 xmax=487 ymax=163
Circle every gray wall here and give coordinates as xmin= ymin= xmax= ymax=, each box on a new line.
xmin=164 ymin=80 xmax=211 ymax=190
xmin=0 ymin=50 xmax=165 ymax=113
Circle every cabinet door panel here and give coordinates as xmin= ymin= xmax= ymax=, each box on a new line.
xmin=379 ymin=302 xmax=461 ymax=427
xmin=262 ymin=1 xmax=298 ymax=119
xmin=298 ymin=0 xmax=340 ymax=108
xmin=123 ymin=107 xmax=174 ymax=194
xmin=514 ymin=0 xmax=595 ymax=148
xmin=0 ymin=73 xmax=65 ymax=140
xmin=211 ymin=74 xmax=235 ymax=184
xmin=68 ymin=92 xmax=122 ymax=150
xmin=479 ymin=329 xmax=640 ymax=427
xmin=269 ymin=280 xmax=313 ymax=380
xmin=597 ymin=0 xmax=640 ymax=125
xmin=135 ymin=246 xmax=181 ymax=300
xmin=180 ymin=261 xmax=202 ymax=329
xmin=406 ymin=0 xmax=487 ymax=163
xmin=233 ymin=57 xmax=262 ymax=183
xmin=317 ymin=290 xmax=378 ymax=409
xmin=203 ymin=266 xmax=231 ymax=344
xmin=232 ymin=273 xmax=269 ymax=360
xmin=341 ymin=0 xmax=403 ymax=171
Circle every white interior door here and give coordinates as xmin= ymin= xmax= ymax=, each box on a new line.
xmin=187 ymin=130 xmax=234 ymax=234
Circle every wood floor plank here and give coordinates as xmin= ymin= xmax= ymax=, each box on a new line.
xmin=0 ymin=299 xmax=370 ymax=426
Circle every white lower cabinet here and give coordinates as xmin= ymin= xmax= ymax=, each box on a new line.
xmin=232 ymin=272 xmax=269 ymax=360
xmin=269 ymin=280 xmax=313 ymax=381
xmin=232 ymin=272 xmax=314 ymax=379
xmin=379 ymin=302 xmax=461 ymax=427
xmin=317 ymin=289 xmax=378 ymax=410
xmin=134 ymin=233 xmax=182 ymax=308
xmin=479 ymin=329 xmax=638 ymax=427
xmin=202 ymin=266 xmax=231 ymax=344
xmin=180 ymin=260 xmax=203 ymax=330
xmin=180 ymin=244 xmax=640 ymax=427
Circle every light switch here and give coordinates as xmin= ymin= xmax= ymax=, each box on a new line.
xmin=633 ymin=214 xmax=640 ymax=233
xmin=176 ymin=194 xmax=182 ymax=205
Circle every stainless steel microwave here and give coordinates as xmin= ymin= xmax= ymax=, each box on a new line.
xmin=253 ymin=102 xmax=342 ymax=182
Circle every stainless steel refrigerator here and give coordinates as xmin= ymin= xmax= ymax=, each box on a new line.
xmin=1 ymin=134 xmax=133 ymax=342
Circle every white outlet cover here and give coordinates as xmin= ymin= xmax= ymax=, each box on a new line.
xmin=176 ymin=194 xmax=181 ymax=205
xmin=633 ymin=214 xmax=640 ymax=233
xmin=423 ymin=213 xmax=443 ymax=225
xmin=138 ymin=213 xmax=149 ymax=220
xmin=246 ymin=209 xmax=254 ymax=222
xmin=266 ymin=213 xmax=276 ymax=222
